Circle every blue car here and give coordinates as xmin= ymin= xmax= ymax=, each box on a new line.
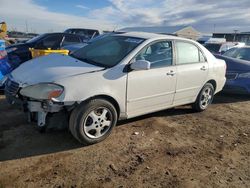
xmin=62 ymin=32 xmax=126 ymax=53
xmin=0 ymin=40 xmax=9 ymax=90
xmin=215 ymin=47 xmax=250 ymax=94
xmin=0 ymin=42 xmax=20 ymax=90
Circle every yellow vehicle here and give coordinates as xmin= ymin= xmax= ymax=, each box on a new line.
xmin=29 ymin=48 xmax=69 ymax=59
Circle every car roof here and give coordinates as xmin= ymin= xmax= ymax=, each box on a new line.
xmin=42 ymin=32 xmax=81 ymax=36
xmin=114 ymin=31 xmax=187 ymax=41
xmin=40 ymin=32 xmax=86 ymax=39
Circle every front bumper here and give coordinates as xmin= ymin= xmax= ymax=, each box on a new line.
xmin=0 ymin=76 xmax=7 ymax=90
xmin=223 ymin=78 xmax=250 ymax=94
xmin=5 ymin=91 xmax=65 ymax=127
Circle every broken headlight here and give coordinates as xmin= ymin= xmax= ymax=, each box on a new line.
xmin=20 ymin=83 xmax=64 ymax=100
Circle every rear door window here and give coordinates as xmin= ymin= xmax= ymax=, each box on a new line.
xmin=176 ymin=41 xmax=200 ymax=64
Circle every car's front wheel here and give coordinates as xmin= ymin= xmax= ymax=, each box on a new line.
xmin=192 ymin=83 xmax=215 ymax=112
xmin=69 ymin=99 xmax=118 ymax=145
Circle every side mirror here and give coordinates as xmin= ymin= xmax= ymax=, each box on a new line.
xmin=130 ymin=60 xmax=151 ymax=71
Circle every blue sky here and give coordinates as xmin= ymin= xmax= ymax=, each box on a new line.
xmin=1 ymin=0 xmax=250 ymax=34
xmin=35 ymin=0 xmax=110 ymax=17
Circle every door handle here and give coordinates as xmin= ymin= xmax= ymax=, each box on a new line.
xmin=166 ymin=70 xmax=175 ymax=76
xmin=200 ymin=66 xmax=207 ymax=71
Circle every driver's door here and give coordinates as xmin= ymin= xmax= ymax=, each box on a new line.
xmin=127 ymin=40 xmax=177 ymax=118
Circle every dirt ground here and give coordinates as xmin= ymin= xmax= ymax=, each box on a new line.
xmin=0 ymin=93 xmax=249 ymax=188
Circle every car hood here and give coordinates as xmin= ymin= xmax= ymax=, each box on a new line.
xmin=215 ymin=55 xmax=250 ymax=72
xmin=11 ymin=53 xmax=104 ymax=85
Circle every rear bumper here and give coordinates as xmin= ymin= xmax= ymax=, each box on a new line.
xmin=215 ymin=77 xmax=226 ymax=94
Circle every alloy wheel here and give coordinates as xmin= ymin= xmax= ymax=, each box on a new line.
xmin=83 ymin=107 xmax=112 ymax=139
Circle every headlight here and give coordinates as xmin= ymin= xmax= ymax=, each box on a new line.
xmin=20 ymin=83 xmax=64 ymax=100
xmin=238 ymin=72 xmax=250 ymax=78
xmin=6 ymin=47 xmax=17 ymax=53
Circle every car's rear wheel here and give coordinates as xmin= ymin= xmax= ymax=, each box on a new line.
xmin=192 ymin=83 xmax=214 ymax=112
xmin=69 ymin=99 xmax=117 ymax=145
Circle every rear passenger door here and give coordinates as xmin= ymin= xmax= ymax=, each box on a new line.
xmin=174 ymin=41 xmax=208 ymax=105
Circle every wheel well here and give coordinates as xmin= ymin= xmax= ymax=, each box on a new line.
xmin=207 ymin=80 xmax=217 ymax=91
xmin=87 ymin=95 xmax=120 ymax=117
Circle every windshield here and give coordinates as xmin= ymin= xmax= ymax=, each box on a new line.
xmin=71 ymin=36 xmax=144 ymax=68
xmin=204 ymin=43 xmax=221 ymax=53
xmin=26 ymin=34 xmax=45 ymax=43
xmin=223 ymin=48 xmax=250 ymax=61
xmin=222 ymin=48 xmax=237 ymax=56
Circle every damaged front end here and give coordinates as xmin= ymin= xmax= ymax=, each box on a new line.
xmin=5 ymin=77 xmax=73 ymax=129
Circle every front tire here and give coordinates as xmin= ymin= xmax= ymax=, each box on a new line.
xmin=192 ymin=83 xmax=215 ymax=112
xmin=69 ymin=99 xmax=118 ymax=145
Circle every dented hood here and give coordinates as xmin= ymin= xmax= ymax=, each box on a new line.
xmin=11 ymin=53 xmax=103 ymax=85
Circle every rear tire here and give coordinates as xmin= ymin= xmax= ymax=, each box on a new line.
xmin=192 ymin=83 xmax=214 ymax=112
xmin=69 ymin=99 xmax=117 ymax=145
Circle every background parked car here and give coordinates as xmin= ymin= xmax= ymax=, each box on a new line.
xmin=6 ymin=32 xmax=86 ymax=66
xmin=204 ymin=41 xmax=244 ymax=55
xmin=62 ymin=31 xmax=127 ymax=53
xmin=222 ymin=46 xmax=250 ymax=61
xmin=61 ymin=33 xmax=108 ymax=53
xmin=64 ymin=28 xmax=102 ymax=41
xmin=215 ymin=47 xmax=250 ymax=94
xmin=0 ymin=39 xmax=10 ymax=90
